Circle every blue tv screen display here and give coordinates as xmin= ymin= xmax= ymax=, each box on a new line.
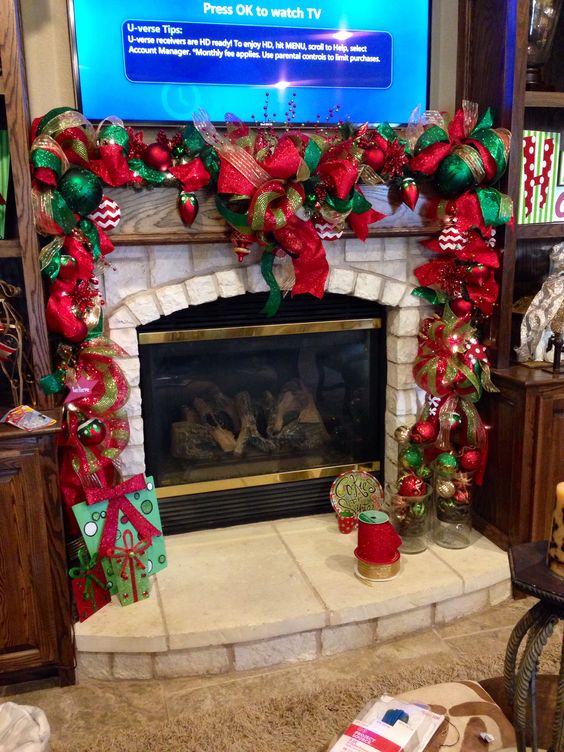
xmin=69 ymin=0 xmax=430 ymax=125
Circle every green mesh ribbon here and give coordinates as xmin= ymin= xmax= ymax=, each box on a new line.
xmin=414 ymin=124 xmax=449 ymax=155
xmin=261 ymin=249 xmax=282 ymax=317
xmin=127 ymin=159 xmax=168 ymax=185
xmin=31 ymin=148 xmax=63 ymax=178
xmin=40 ymin=370 xmax=66 ymax=395
xmin=325 ymin=191 xmax=354 ymax=214
xmin=39 ymin=237 xmax=65 ymax=280
xmin=215 ymin=195 xmax=253 ymax=233
xmin=79 ymin=218 xmax=102 ymax=261
xmin=51 ymin=190 xmax=78 ymax=234
xmin=471 ymin=128 xmax=508 ymax=182
xmin=85 ymin=309 xmax=104 ymax=342
xmin=411 ymin=286 xmax=448 ymax=305
xmin=69 ymin=550 xmax=108 ymax=608
xmin=471 ymin=108 xmax=495 ymax=133
xmin=303 ymin=139 xmax=322 ymax=172
xmin=476 ymin=187 xmax=513 ymax=227
xmin=182 ymin=123 xmax=207 ymax=154
xmin=98 ymin=124 xmax=130 ymax=152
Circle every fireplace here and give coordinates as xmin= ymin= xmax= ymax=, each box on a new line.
xmin=137 ymin=293 xmax=386 ymax=532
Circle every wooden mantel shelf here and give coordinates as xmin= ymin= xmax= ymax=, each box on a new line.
xmin=106 ymin=183 xmax=440 ymax=246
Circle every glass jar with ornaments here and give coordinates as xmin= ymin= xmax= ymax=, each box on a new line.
xmin=385 ymin=474 xmax=432 ymax=554
xmin=431 ymin=450 xmax=475 ymax=549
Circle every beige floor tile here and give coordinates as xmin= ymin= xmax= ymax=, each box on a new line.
xmin=158 ymin=528 xmax=326 ymax=649
xmin=428 ymin=533 xmax=510 ymax=592
xmin=74 ymin=579 xmax=167 ymax=653
xmin=279 ymin=523 xmax=464 ymax=625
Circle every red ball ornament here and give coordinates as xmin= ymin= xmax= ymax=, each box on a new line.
xmin=450 ymin=298 xmax=473 ymax=318
xmin=178 ymin=191 xmax=199 ymax=227
xmin=77 ymin=417 xmax=106 ymax=446
xmin=410 ymin=420 xmax=438 ymax=444
xmin=460 ymin=448 xmax=482 ymax=472
xmin=454 ymin=489 xmax=470 ymax=504
xmin=398 ymin=474 xmax=427 ymax=497
xmin=400 ymin=177 xmax=419 ymax=210
xmin=466 ymin=264 xmax=490 ymax=286
xmin=144 ymin=142 xmax=172 ymax=172
xmin=363 ymin=147 xmax=385 ymax=172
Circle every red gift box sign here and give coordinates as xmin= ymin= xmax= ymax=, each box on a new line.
xmin=107 ymin=530 xmax=151 ymax=603
xmin=69 ymin=549 xmax=110 ymax=622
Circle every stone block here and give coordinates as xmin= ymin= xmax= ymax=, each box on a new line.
xmin=124 ymin=386 xmax=142 ymax=418
xmin=383 ymin=237 xmax=409 ymax=260
xmin=380 ymin=280 xmax=409 ymax=307
xmin=379 ymin=260 xmax=408 ymax=282
xmin=324 ymin=239 xmax=346 ymax=265
xmin=192 ymin=243 xmax=234 ymax=273
xmin=108 ymin=306 xmax=140 ymax=330
xmin=113 ymin=652 xmax=153 ymax=680
xmin=155 ymin=284 xmax=190 ymax=317
xmin=434 ymin=588 xmax=490 ymax=624
xmin=185 ymin=274 xmax=218 ymax=306
xmin=104 ymin=246 xmax=150 ymax=312
xmin=246 ymin=264 xmax=270 ymax=293
xmin=345 ymin=237 xmax=384 ymax=262
xmin=109 ymin=327 xmax=138 ymax=357
xmin=327 ymin=268 xmax=357 ymax=295
xmin=387 ymin=363 xmax=416 ymax=390
xmin=119 ymin=444 xmax=146 ymax=476
xmin=154 ymin=646 xmax=231 ymax=677
xmin=233 ymin=630 xmax=318 ymax=671
xmin=115 ymin=357 xmax=140 ymax=387
xmin=215 ymin=268 xmax=246 ymax=298
xmin=384 ymin=456 xmax=398 ymax=486
xmin=377 ymin=606 xmax=433 ymax=641
xmin=386 ymin=335 xmax=418 ymax=364
xmin=386 ymin=386 xmax=420 ymax=416
xmin=321 ymin=621 xmax=375 ymax=656
xmin=489 ymin=580 xmax=512 ymax=606
xmin=128 ymin=416 xmax=145 ymax=446
xmin=385 ymin=410 xmax=416 ymax=439
xmin=76 ymin=651 xmax=112 ymax=681
xmin=126 ymin=292 xmax=161 ymax=326
xmin=387 ymin=308 xmax=421 ymax=337
xmin=149 ymin=245 xmax=193 ymax=287
xmin=354 ymin=272 xmax=383 ymax=301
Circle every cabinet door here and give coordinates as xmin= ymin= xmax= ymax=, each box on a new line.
xmin=533 ymin=393 xmax=564 ymax=540
xmin=0 ymin=446 xmax=59 ymax=673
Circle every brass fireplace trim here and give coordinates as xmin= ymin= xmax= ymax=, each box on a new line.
xmin=156 ymin=460 xmax=381 ymax=498
xmin=139 ymin=318 xmax=381 ymax=345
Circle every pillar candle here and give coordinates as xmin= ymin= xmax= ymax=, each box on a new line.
xmin=547 ymin=482 xmax=564 ymax=578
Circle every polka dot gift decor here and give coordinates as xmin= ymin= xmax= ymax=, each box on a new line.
xmin=518 ymin=130 xmax=560 ymax=224
xmin=72 ymin=474 xmax=167 ymax=608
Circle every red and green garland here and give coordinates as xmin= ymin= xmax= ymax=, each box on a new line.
xmin=29 ymin=101 xmax=511 ymax=550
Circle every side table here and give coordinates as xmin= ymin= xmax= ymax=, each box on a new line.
xmin=504 ymin=541 xmax=564 ymax=752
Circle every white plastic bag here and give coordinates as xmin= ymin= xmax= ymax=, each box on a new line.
xmin=0 ymin=702 xmax=50 ymax=751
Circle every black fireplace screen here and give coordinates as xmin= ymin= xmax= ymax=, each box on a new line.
xmin=138 ymin=294 xmax=386 ymax=531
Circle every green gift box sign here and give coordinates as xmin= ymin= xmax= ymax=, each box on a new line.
xmin=73 ymin=474 xmax=167 ymax=596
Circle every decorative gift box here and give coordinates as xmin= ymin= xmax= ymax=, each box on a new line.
xmin=73 ymin=474 xmax=167 ymax=597
xmin=518 ymin=129 xmax=560 ymax=224
xmin=69 ymin=549 xmax=111 ymax=622
xmin=107 ymin=530 xmax=152 ymax=606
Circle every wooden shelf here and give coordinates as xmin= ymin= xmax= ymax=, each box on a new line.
xmin=516 ymin=222 xmax=564 ymax=240
xmin=0 ymin=238 xmax=21 ymax=257
xmin=525 ymin=90 xmax=564 ymax=108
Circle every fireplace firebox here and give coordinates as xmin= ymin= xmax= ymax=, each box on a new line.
xmin=138 ymin=293 xmax=386 ymax=533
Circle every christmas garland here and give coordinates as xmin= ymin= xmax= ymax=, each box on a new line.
xmin=29 ymin=101 xmax=511 ymax=567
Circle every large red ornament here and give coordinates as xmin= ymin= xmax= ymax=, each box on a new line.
xmin=398 ymin=474 xmax=427 ymax=497
xmin=466 ymin=264 xmax=489 ymax=286
xmin=363 ymin=147 xmax=385 ymax=172
xmin=144 ymin=142 xmax=172 ymax=172
xmin=400 ymin=177 xmax=419 ymax=210
xmin=410 ymin=420 xmax=438 ymax=444
xmin=77 ymin=417 xmax=107 ymax=446
xmin=178 ymin=191 xmax=199 ymax=227
xmin=460 ymin=448 xmax=482 ymax=472
xmin=450 ymin=298 xmax=473 ymax=318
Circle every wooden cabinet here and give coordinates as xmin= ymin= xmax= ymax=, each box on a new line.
xmin=0 ymin=410 xmax=74 ymax=685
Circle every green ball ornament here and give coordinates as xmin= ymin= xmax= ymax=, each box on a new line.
xmin=98 ymin=124 xmax=130 ymax=153
xmin=58 ymin=167 xmax=103 ymax=216
xmin=411 ymin=501 xmax=426 ymax=517
xmin=419 ymin=464 xmax=432 ymax=480
xmin=400 ymin=446 xmax=423 ymax=470
xmin=435 ymin=153 xmax=476 ymax=198
xmin=435 ymin=452 xmax=459 ymax=476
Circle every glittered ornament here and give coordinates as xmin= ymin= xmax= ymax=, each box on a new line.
xmin=438 ymin=226 xmax=467 ymax=253
xmin=435 ymin=151 xmax=477 ymax=198
xmin=144 ymin=142 xmax=172 ymax=172
xmin=450 ymin=298 xmax=473 ymax=318
xmin=394 ymin=426 xmax=411 ymax=445
xmin=411 ymin=501 xmax=427 ymax=517
xmin=410 ymin=420 xmax=438 ymax=444
xmin=466 ymin=264 xmax=489 ymax=286
xmin=400 ymin=177 xmax=419 ymax=210
xmin=435 ymin=452 xmax=459 ymax=476
xmin=58 ymin=167 xmax=103 ymax=216
xmin=454 ymin=489 xmax=470 ymax=504
xmin=419 ymin=464 xmax=432 ymax=480
xmin=363 ymin=147 xmax=385 ymax=172
xmin=57 ymin=255 xmax=78 ymax=283
xmin=400 ymin=445 xmax=423 ymax=470
xmin=398 ymin=474 xmax=427 ymax=497
xmin=460 ymin=448 xmax=481 ymax=472
xmin=77 ymin=417 xmax=106 ymax=446
xmin=87 ymin=196 xmax=121 ymax=231
xmin=437 ymin=479 xmax=456 ymax=498
xmin=178 ymin=191 xmax=199 ymax=226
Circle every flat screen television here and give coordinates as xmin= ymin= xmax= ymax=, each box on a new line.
xmin=68 ymin=0 xmax=431 ymax=126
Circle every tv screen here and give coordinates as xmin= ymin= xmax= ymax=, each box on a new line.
xmin=68 ymin=0 xmax=430 ymax=125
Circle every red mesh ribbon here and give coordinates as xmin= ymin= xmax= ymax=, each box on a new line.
xmin=169 ymin=158 xmax=210 ymax=191
xmin=316 ymin=159 xmax=359 ymax=200
xmin=61 ymin=408 xmax=129 ymax=479
xmin=85 ymin=474 xmax=162 ymax=557
xmin=89 ymin=144 xmax=139 ymax=187
xmin=273 ymin=215 xmax=329 ymax=298
xmin=72 ymin=337 xmax=130 ymax=415
xmin=259 ymin=137 xmax=303 ymax=179
xmin=249 ymin=180 xmax=305 ymax=232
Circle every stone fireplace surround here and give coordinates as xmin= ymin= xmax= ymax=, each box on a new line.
xmin=103 ymin=234 xmax=434 ymax=487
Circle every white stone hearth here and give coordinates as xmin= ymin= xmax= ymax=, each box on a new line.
xmin=75 ymin=514 xmax=510 ymax=680
xmin=102 ymin=235 xmax=434 ymax=484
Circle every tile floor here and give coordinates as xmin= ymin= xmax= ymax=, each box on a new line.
xmin=5 ymin=596 xmax=558 ymax=749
